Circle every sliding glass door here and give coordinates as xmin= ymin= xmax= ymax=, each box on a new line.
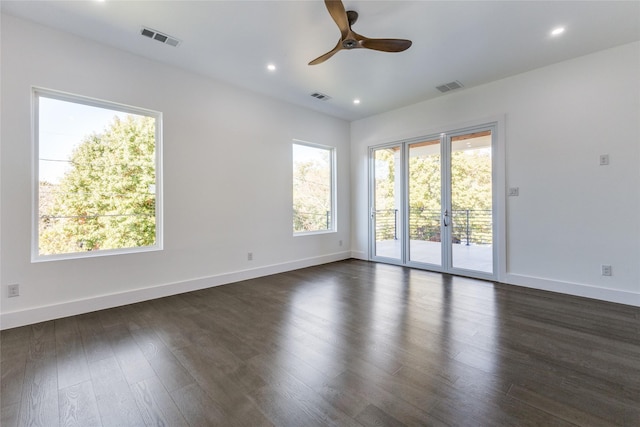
xmin=408 ymin=138 xmax=442 ymax=266
xmin=371 ymin=145 xmax=402 ymax=261
xmin=370 ymin=125 xmax=496 ymax=279
xmin=449 ymin=131 xmax=493 ymax=273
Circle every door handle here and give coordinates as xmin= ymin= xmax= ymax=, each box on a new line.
xmin=443 ymin=209 xmax=449 ymax=227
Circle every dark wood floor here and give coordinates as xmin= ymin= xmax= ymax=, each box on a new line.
xmin=2 ymin=259 xmax=639 ymax=426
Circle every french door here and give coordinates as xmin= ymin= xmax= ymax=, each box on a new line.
xmin=370 ymin=124 xmax=496 ymax=279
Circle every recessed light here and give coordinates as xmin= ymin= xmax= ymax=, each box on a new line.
xmin=267 ymin=64 xmax=276 ymax=72
xmin=353 ymin=99 xmax=361 ymax=105
xmin=551 ymin=27 xmax=565 ymax=36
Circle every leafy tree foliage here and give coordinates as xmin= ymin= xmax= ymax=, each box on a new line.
xmin=374 ymin=148 xmax=398 ymax=210
xmin=408 ymin=148 xmax=442 ymax=241
xmin=39 ymin=115 xmax=156 ymax=255
xmin=293 ymin=149 xmax=331 ymax=232
xmin=450 ymin=148 xmax=492 ymax=244
xmin=373 ymin=148 xmax=400 ymax=240
xmin=375 ymin=145 xmax=492 ymax=244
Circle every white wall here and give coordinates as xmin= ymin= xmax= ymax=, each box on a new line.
xmin=0 ymin=15 xmax=351 ymax=329
xmin=351 ymin=41 xmax=640 ymax=306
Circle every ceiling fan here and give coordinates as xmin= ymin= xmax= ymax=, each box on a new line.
xmin=309 ymin=0 xmax=412 ymax=65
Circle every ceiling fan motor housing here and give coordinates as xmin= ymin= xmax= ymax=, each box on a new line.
xmin=343 ymin=39 xmax=359 ymax=49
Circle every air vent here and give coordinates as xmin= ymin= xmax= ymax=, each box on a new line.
xmin=140 ymin=27 xmax=181 ymax=47
xmin=310 ymin=92 xmax=332 ymax=101
xmin=436 ymin=80 xmax=464 ymax=93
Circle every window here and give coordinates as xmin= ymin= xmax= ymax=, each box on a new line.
xmin=292 ymin=141 xmax=336 ymax=234
xmin=33 ymin=88 xmax=162 ymax=261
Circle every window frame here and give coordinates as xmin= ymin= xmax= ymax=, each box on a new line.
xmin=292 ymin=139 xmax=337 ymax=236
xmin=31 ymin=87 xmax=163 ymax=262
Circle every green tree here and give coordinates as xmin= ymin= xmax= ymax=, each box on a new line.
xmin=374 ymin=148 xmax=398 ymax=211
xmin=408 ymin=150 xmax=442 ymax=240
xmin=450 ymin=149 xmax=492 ymax=212
xmin=377 ymin=145 xmax=492 ymax=243
xmin=450 ymin=148 xmax=492 ymax=243
xmin=40 ymin=115 xmax=156 ymax=254
xmin=373 ymin=148 xmax=400 ymax=240
xmin=293 ymin=152 xmax=331 ymax=232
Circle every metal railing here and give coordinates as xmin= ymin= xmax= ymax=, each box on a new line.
xmin=375 ymin=208 xmax=492 ymax=245
xmin=293 ymin=210 xmax=331 ymax=232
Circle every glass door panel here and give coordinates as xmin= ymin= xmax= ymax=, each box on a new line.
xmin=408 ymin=139 xmax=442 ymax=265
xmin=449 ymin=131 xmax=493 ymax=273
xmin=372 ymin=146 xmax=402 ymax=260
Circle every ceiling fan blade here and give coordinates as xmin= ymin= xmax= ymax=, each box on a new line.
xmin=309 ymin=40 xmax=343 ymax=65
xmin=360 ymin=38 xmax=412 ymax=52
xmin=324 ymin=0 xmax=350 ymax=39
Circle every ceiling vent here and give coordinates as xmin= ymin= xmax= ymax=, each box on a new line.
xmin=140 ymin=27 xmax=181 ymax=47
xmin=436 ymin=81 xmax=464 ymax=93
xmin=310 ymin=92 xmax=332 ymax=101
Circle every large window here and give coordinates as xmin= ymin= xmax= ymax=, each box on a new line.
xmin=292 ymin=141 xmax=335 ymax=234
xmin=33 ymin=88 xmax=162 ymax=261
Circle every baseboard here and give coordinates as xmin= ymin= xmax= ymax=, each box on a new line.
xmin=0 ymin=251 xmax=352 ymax=330
xmin=503 ymin=273 xmax=640 ymax=307
xmin=5 ymin=255 xmax=634 ymax=330
xmin=350 ymin=250 xmax=367 ymax=260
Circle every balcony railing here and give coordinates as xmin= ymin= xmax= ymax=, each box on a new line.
xmin=293 ymin=210 xmax=331 ymax=232
xmin=375 ymin=208 xmax=492 ymax=245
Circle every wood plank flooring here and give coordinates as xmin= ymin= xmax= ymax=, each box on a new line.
xmin=2 ymin=259 xmax=639 ymax=426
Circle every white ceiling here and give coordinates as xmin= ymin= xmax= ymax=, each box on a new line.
xmin=2 ymin=0 xmax=639 ymax=121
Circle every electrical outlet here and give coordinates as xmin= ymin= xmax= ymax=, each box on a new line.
xmin=247 ymin=252 xmax=253 ymax=261
xmin=508 ymin=187 xmax=519 ymax=197
xmin=339 ymin=240 xmax=343 ymax=247
xmin=599 ymin=154 xmax=610 ymax=166
xmin=8 ymin=284 xmax=19 ymax=298
xmin=601 ymin=265 xmax=612 ymax=276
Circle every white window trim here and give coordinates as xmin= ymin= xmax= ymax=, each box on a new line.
xmin=31 ymin=87 xmax=163 ymax=262
xmin=292 ymin=139 xmax=337 ymax=236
